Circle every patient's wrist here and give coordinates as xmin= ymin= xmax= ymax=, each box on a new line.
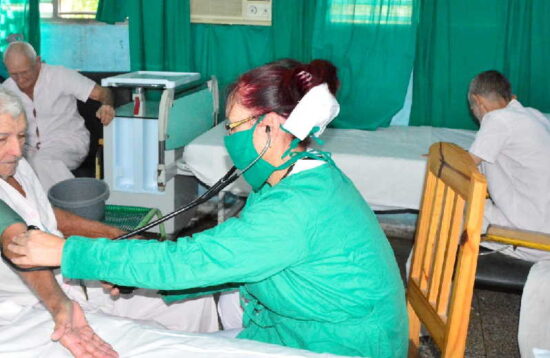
xmin=44 ymin=290 xmax=71 ymax=316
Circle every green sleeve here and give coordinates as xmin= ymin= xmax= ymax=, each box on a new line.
xmin=62 ymin=189 xmax=310 ymax=290
xmin=160 ymin=282 xmax=241 ymax=302
xmin=0 ymin=200 xmax=25 ymax=237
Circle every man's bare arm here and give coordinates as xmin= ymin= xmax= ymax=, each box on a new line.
xmin=2 ymin=222 xmax=118 ymax=357
xmin=2 ymin=222 xmax=70 ymax=313
xmin=54 ymin=207 xmax=125 ymax=239
xmin=89 ymin=85 xmax=115 ymax=125
xmin=89 ymin=85 xmax=114 ymax=107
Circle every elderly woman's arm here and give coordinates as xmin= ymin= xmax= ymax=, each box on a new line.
xmin=54 ymin=208 xmax=125 ymax=239
xmin=1 ymin=206 xmax=116 ymax=357
xmin=11 ymin=190 xmax=309 ymax=291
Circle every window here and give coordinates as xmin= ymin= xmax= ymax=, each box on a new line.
xmin=330 ymin=0 xmax=414 ymax=25
xmin=40 ymin=0 xmax=99 ymax=20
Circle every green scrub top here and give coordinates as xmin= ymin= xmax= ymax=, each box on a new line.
xmin=0 ymin=200 xmax=24 ymax=236
xmin=62 ymin=163 xmax=408 ymax=357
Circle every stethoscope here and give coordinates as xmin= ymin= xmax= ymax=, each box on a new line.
xmin=1 ymin=127 xmax=273 ymax=277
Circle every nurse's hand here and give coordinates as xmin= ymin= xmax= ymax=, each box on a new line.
xmin=7 ymin=230 xmax=64 ymax=267
xmin=96 ymin=104 xmax=115 ymax=126
xmin=100 ymin=281 xmax=120 ymax=298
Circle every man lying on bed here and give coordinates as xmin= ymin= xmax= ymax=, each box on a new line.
xmin=0 ymin=87 xmax=218 ymax=357
xmin=467 ymin=70 xmax=550 ymax=261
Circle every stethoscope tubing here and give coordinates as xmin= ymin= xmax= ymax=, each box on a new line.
xmin=1 ymin=128 xmax=272 ymax=272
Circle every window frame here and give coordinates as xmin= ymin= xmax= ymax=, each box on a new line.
xmin=40 ymin=0 xmax=100 ymax=23
xmin=328 ymin=0 xmax=415 ymax=26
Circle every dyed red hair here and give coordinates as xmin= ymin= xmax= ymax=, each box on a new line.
xmin=227 ymin=59 xmax=339 ymax=118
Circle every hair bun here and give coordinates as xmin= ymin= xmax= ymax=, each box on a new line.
xmin=299 ymin=60 xmax=339 ymax=96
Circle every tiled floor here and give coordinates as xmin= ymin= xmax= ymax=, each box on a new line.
xmin=389 ymin=236 xmax=522 ymax=357
xmin=379 ymin=211 xmax=523 ymax=357
xmin=468 ymin=288 xmax=521 ymax=357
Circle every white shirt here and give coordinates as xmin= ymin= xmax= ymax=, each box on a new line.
xmin=2 ymin=64 xmax=94 ymax=153
xmin=0 ymin=159 xmax=63 ymax=305
xmin=469 ymin=99 xmax=550 ymax=233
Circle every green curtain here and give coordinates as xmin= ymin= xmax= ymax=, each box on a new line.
xmin=271 ymin=0 xmax=317 ymax=63
xmin=97 ymin=0 xmax=190 ymax=71
xmin=189 ymin=0 xmax=317 ymax=112
xmin=189 ymin=0 xmax=418 ymax=129
xmin=312 ymin=0 xmax=418 ymax=129
xmin=95 ymin=0 xmax=127 ymax=24
xmin=503 ymin=1 xmax=550 ymax=114
xmin=0 ymin=0 xmax=40 ymax=78
xmin=111 ymin=0 xmax=317 ymax=116
xmin=127 ymin=0 xmax=191 ymax=71
xmin=96 ymin=0 xmax=417 ymax=129
xmin=410 ymin=0 xmax=550 ymax=130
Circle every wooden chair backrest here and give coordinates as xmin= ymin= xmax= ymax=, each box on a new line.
xmin=407 ymin=142 xmax=487 ymax=358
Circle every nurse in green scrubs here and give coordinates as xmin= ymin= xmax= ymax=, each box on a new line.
xmin=8 ymin=59 xmax=408 ymax=358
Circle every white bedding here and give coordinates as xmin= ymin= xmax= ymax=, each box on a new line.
xmin=0 ymin=300 xmax=347 ymax=358
xmin=179 ymin=124 xmax=476 ymax=210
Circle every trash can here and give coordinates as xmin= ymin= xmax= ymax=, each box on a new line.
xmin=48 ymin=178 xmax=110 ymax=221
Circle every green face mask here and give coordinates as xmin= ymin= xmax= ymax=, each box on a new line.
xmin=224 ymin=117 xmax=333 ymax=192
xmin=224 ymin=119 xmax=278 ymax=192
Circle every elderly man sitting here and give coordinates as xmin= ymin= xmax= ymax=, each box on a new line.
xmin=467 ymin=70 xmax=550 ymax=261
xmin=467 ymin=70 xmax=550 ymax=357
xmin=0 ymin=88 xmax=218 ymax=357
xmin=2 ymin=41 xmax=113 ymax=192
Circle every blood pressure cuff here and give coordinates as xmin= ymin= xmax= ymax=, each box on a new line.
xmin=0 ymin=200 xmax=24 ymax=238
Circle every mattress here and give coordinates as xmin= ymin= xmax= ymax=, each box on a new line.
xmin=179 ymin=124 xmax=476 ymax=211
xmin=0 ymin=301 xmax=347 ymax=357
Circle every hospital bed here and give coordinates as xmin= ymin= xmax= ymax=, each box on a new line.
xmin=176 ymin=122 xmax=550 ymax=293
xmin=178 ymin=124 xmax=477 ymax=212
xmin=0 ymin=301 xmax=346 ymax=357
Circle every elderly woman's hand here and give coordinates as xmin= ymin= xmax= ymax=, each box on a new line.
xmin=7 ymin=230 xmax=64 ymax=267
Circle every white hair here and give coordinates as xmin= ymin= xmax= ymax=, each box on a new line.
xmin=0 ymin=87 xmax=25 ymax=119
xmin=3 ymin=41 xmax=37 ymax=63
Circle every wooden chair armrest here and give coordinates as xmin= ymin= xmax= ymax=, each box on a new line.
xmin=483 ymin=225 xmax=550 ymax=251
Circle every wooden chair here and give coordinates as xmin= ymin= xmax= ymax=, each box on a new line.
xmin=407 ymin=142 xmax=487 ymax=357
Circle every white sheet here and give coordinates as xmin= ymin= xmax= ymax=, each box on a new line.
xmin=179 ymin=124 xmax=475 ymax=210
xmin=0 ymin=300 xmax=348 ymax=358
xmin=518 ymin=261 xmax=550 ymax=358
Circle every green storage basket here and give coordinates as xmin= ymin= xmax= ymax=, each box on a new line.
xmin=103 ymin=205 xmax=166 ymax=240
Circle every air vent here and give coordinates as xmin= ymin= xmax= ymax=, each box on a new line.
xmin=190 ymin=0 xmax=272 ymax=26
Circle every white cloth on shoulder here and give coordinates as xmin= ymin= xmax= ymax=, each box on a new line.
xmin=282 ymin=83 xmax=340 ymax=140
